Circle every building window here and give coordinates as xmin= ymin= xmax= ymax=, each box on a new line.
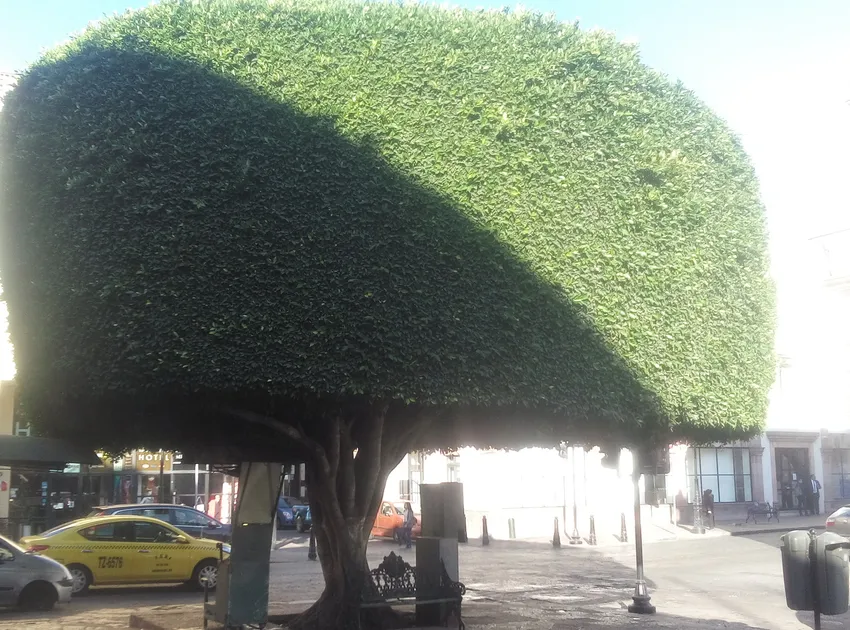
xmin=687 ymin=448 xmax=753 ymax=503
xmin=828 ymin=450 xmax=850 ymax=499
xmin=446 ymin=452 xmax=461 ymax=483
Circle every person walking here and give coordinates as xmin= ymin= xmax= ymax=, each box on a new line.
xmin=794 ymin=478 xmax=806 ymax=516
xmin=402 ymin=501 xmax=416 ymax=549
xmin=810 ymin=475 xmax=822 ymax=516
xmin=702 ymin=489 xmax=715 ymax=529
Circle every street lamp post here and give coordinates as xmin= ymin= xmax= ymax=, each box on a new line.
xmin=570 ymin=447 xmax=582 ymax=545
xmin=627 ymin=468 xmax=656 ymax=615
xmin=693 ymin=450 xmax=705 ymax=535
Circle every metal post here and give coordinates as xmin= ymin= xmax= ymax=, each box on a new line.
xmin=158 ymin=449 xmax=165 ymax=503
xmin=481 ymin=516 xmax=490 ymax=546
xmin=693 ymin=449 xmax=705 ymax=535
xmin=569 ymin=447 xmax=582 ymax=545
xmin=553 ymin=517 xmax=561 ymax=548
xmin=588 ymin=515 xmax=597 ymax=546
xmin=308 ymin=526 xmax=318 ymax=561
xmin=810 ymin=529 xmax=821 ymax=630
xmin=628 ymin=471 xmax=656 ymax=614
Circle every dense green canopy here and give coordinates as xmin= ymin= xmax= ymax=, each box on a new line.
xmin=0 ymin=0 xmax=774 ymax=451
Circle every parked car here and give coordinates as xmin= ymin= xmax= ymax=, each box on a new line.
xmin=371 ymin=501 xmax=421 ymax=541
xmin=21 ymin=515 xmax=230 ymax=595
xmin=826 ymin=505 xmax=850 ymax=536
xmin=87 ymin=504 xmax=231 ymax=542
xmin=277 ymin=496 xmax=309 ymax=529
xmin=0 ymin=534 xmax=73 ymax=610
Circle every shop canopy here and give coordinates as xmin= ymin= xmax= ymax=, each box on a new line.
xmin=0 ymin=436 xmax=102 ymax=469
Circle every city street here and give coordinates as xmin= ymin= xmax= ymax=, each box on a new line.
xmin=0 ymin=530 xmax=843 ymax=629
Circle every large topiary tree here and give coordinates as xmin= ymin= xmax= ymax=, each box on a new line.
xmin=0 ymin=0 xmax=774 ymax=625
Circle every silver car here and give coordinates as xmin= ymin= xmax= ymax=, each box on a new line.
xmin=826 ymin=505 xmax=850 ymax=536
xmin=0 ymin=534 xmax=73 ymax=610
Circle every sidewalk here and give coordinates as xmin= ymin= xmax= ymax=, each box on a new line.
xmin=711 ymin=513 xmax=826 ymax=537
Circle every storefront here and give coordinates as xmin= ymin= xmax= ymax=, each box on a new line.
xmin=5 ymin=448 xmax=238 ymax=537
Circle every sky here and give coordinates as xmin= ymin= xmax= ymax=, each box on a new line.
xmin=1 ymin=0 xmax=849 ymax=378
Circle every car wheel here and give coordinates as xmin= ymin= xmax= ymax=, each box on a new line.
xmin=18 ymin=581 xmax=58 ymax=611
xmin=67 ymin=564 xmax=92 ymax=595
xmin=191 ymin=559 xmax=219 ymax=591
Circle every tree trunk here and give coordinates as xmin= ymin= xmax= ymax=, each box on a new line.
xmin=289 ymin=496 xmax=374 ymax=629
xmin=274 ymin=403 xmax=430 ymax=630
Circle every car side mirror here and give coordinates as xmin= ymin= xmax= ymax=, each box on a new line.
xmin=175 ymin=535 xmax=190 ymax=544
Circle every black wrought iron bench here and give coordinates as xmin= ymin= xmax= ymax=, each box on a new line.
xmin=360 ymin=552 xmax=466 ymax=629
xmin=745 ymin=502 xmax=779 ymax=524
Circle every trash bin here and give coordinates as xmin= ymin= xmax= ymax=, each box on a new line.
xmin=816 ymin=532 xmax=850 ymax=615
xmin=780 ymin=530 xmax=813 ymax=611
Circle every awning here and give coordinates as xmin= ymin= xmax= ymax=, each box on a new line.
xmin=0 ymin=436 xmax=102 ymax=469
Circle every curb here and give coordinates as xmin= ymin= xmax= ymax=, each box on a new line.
xmin=728 ymin=524 xmax=825 ymax=537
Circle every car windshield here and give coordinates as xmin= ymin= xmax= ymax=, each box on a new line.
xmin=0 ymin=534 xmax=25 ymax=554
xmin=37 ymin=522 xmax=83 ymax=538
xmin=286 ymin=496 xmax=307 ymax=506
xmin=831 ymin=507 xmax=850 ymax=518
xmin=86 ymin=508 xmax=108 ymax=517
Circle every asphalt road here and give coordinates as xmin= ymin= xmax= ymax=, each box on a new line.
xmin=0 ymin=531 xmax=844 ymax=629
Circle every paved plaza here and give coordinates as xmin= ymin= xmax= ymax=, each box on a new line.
xmin=0 ymin=521 xmax=842 ymax=629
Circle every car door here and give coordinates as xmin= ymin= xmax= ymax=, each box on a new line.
xmin=132 ymin=520 xmax=185 ymax=581
xmin=0 ymin=544 xmax=18 ymax=606
xmin=373 ymin=502 xmax=397 ymax=537
xmin=77 ymin=521 xmax=134 ymax=584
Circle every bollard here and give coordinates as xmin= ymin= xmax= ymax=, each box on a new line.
xmin=588 ymin=515 xmax=597 ymax=546
xmin=202 ymin=577 xmax=209 ymax=630
xmin=620 ymin=512 xmax=628 ymax=543
xmin=553 ymin=517 xmax=562 ymax=549
xmin=508 ymin=518 xmax=516 ymax=539
xmin=482 ymin=516 xmax=490 ymax=546
xmin=308 ymin=527 xmax=317 ymax=561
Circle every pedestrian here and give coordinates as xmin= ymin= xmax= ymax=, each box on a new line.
xmin=809 ymin=474 xmax=822 ymax=516
xmin=793 ymin=479 xmax=805 ymax=516
xmin=702 ymin=489 xmax=715 ymax=529
xmin=402 ymin=501 xmax=416 ymax=549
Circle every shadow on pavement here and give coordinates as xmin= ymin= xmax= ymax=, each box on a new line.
xmin=796 ymin=611 xmax=847 ymax=629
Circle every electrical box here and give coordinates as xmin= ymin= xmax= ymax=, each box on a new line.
xmin=816 ymin=532 xmax=850 ymax=615
xmin=421 ymin=482 xmax=468 ymax=543
xmin=780 ymin=530 xmax=813 ymax=611
xmin=206 ymin=462 xmax=281 ymax=629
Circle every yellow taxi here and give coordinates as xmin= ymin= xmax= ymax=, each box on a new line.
xmin=20 ymin=515 xmax=229 ymax=595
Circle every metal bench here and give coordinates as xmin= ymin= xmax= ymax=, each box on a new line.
xmin=746 ymin=501 xmax=779 ymax=524
xmin=360 ymin=551 xmax=466 ymax=629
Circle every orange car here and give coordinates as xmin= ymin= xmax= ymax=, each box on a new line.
xmin=371 ymin=501 xmax=421 ymax=541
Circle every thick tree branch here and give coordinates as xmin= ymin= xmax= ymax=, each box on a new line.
xmin=353 ymin=403 xmax=388 ymax=519
xmin=327 ymin=414 xmax=341 ymax=482
xmin=225 ymin=407 xmax=333 ymax=482
xmin=338 ymin=421 xmax=356 ymax=518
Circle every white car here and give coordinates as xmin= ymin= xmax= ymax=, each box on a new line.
xmin=826 ymin=505 xmax=850 ymax=537
xmin=0 ymin=534 xmax=73 ymax=610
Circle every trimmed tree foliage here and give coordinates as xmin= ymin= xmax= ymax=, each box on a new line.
xmin=0 ymin=0 xmax=774 ymax=626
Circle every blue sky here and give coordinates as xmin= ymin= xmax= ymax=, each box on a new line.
xmin=1 ymin=0 xmax=849 ymax=358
